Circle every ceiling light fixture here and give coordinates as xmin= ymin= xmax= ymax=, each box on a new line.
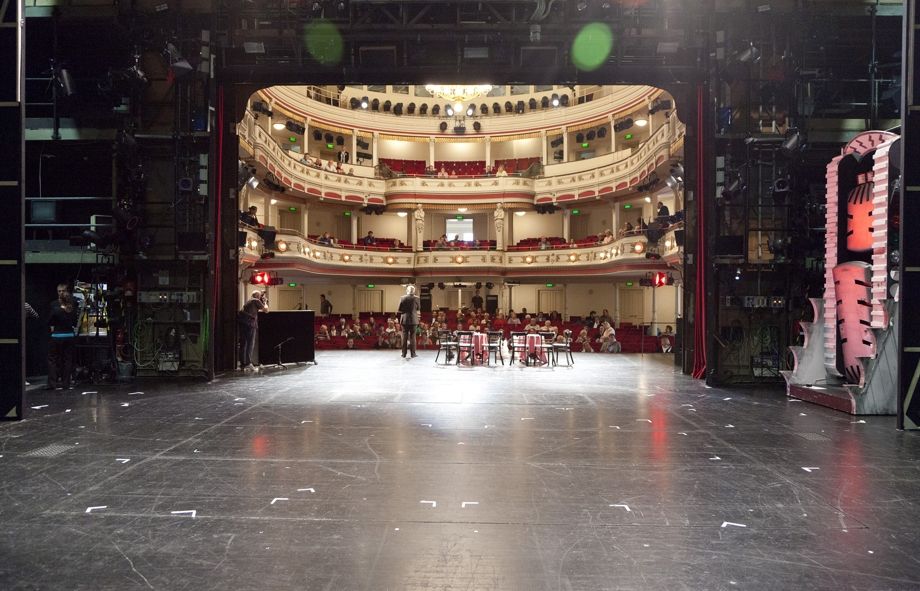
xmin=272 ymin=122 xmax=286 ymax=130
xmin=634 ymin=118 xmax=648 ymax=127
xmin=515 ymin=211 xmax=526 ymax=217
xmin=396 ymin=211 xmax=408 ymax=218
xmin=457 ymin=207 xmax=468 ymax=213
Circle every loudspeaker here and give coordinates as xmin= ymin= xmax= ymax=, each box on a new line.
xmin=674 ymin=228 xmax=685 ymax=247
xmin=486 ymin=294 xmax=498 ymax=315
xmin=257 ymin=311 xmax=315 ymax=365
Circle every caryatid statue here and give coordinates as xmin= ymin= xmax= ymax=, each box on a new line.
xmin=414 ymin=204 xmax=425 ymax=251
xmin=494 ymin=203 xmax=506 ymax=250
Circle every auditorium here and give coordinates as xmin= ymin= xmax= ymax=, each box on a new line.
xmin=2 ymin=1 xmax=919 ymax=589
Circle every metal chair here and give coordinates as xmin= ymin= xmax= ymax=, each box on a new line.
xmin=434 ymin=329 xmax=458 ymax=364
xmin=508 ymin=331 xmax=528 ymax=364
xmin=537 ymin=331 xmax=556 ymax=365
xmin=455 ymin=330 xmax=474 ymax=365
xmin=486 ymin=331 xmax=504 ymax=365
xmin=552 ymin=329 xmax=574 ymax=366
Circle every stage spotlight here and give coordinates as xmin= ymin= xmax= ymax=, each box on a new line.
xmin=737 ymin=42 xmax=761 ymax=64
xmin=52 ymin=64 xmax=77 ymax=97
xmin=432 ymin=104 xmax=440 ymax=115
xmin=781 ymin=130 xmax=805 ymax=156
xmin=541 ymin=96 xmax=550 ymax=109
xmin=560 ymin=95 xmax=569 ymax=106
xmin=515 ymin=101 xmax=525 ymax=113
xmin=721 ymin=177 xmax=745 ymax=202
xmin=439 ymin=121 xmax=448 ymax=132
xmin=371 ymin=98 xmax=379 ymax=111
xmin=597 ymin=126 xmax=607 ymax=138
xmin=614 ymin=118 xmax=634 ymax=132
xmin=528 ymin=98 xmax=537 ymax=110
xmin=393 ymin=103 xmax=403 ymax=115
xmin=493 ymin=102 xmax=501 ymax=114
xmin=407 ymin=102 xmax=416 ymax=114
xmin=473 ymin=121 xmax=481 ymax=132
xmin=446 ymin=104 xmax=454 ymax=117
xmin=383 ymin=100 xmax=392 ymax=112
xmin=419 ymin=103 xmax=428 ymax=115
xmin=586 ymin=130 xmax=596 ymax=141
xmin=350 ymin=98 xmax=360 ymax=109
xmin=438 ymin=282 xmax=446 ymax=290
xmin=466 ymin=105 xmax=475 ymax=116
xmin=360 ymin=96 xmax=369 ymax=109
xmin=551 ymin=93 xmax=560 ymax=107
xmin=164 ymin=43 xmax=193 ymax=79
xmin=576 ymin=133 xmax=585 ymax=143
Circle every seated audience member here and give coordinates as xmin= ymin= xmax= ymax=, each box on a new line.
xmin=347 ymin=167 xmax=355 ymax=176
xmin=636 ymin=216 xmax=648 ymax=230
xmin=362 ymin=231 xmax=376 ymax=246
xmin=623 ymin=222 xmax=634 ymax=235
xmin=336 ymin=162 xmax=344 ymax=174
xmin=301 ymin=155 xmax=314 ymax=166
xmin=345 ymin=337 xmax=356 ymax=350
xmin=425 ymin=164 xmax=436 ymax=177
xmin=324 ymin=160 xmax=337 ymax=172
xmin=566 ymin=237 xmax=577 ymax=248
xmin=436 ymin=234 xmax=449 ymax=249
xmin=495 ymin=164 xmax=508 ymax=177
xmin=601 ymin=229 xmax=614 ymax=245
xmin=598 ymin=321 xmax=621 ymax=353
xmin=584 ymin=311 xmax=598 ymax=328
xmin=316 ymin=324 xmax=330 ymax=341
xmin=318 ymin=232 xmax=332 ymax=245
xmin=599 ymin=309 xmax=612 ymax=325
xmin=437 ymin=167 xmax=448 ymax=178
xmin=507 ymin=312 xmax=521 ymax=326
xmin=539 ymin=237 xmax=550 ymax=250
xmin=660 ymin=325 xmax=674 ymax=353
xmin=418 ymin=323 xmax=432 ymax=347
xmin=576 ymin=327 xmax=594 ymax=352
xmin=543 ymin=320 xmax=558 ymax=335
xmin=337 ymin=317 xmax=348 ymax=333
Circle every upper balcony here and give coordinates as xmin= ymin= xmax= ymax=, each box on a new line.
xmin=237 ymin=108 xmax=684 ymax=208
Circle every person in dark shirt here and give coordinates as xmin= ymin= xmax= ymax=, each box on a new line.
xmin=47 ymin=291 xmax=78 ymax=390
xmin=471 ymin=289 xmax=484 ymax=311
xmin=320 ymin=294 xmax=333 ymax=316
xmin=240 ymin=206 xmax=259 ymax=227
xmin=238 ymin=290 xmax=267 ymax=371
xmin=657 ymin=201 xmax=671 ymax=220
xmin=362 ymin=231 xmax=376 ymax=246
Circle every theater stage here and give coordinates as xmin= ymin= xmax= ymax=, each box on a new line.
xmin=2 ymin=351 xmax=919 ymax=590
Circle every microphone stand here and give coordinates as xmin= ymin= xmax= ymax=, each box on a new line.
xmin=273 ymin=336 xmax=294 ymax=369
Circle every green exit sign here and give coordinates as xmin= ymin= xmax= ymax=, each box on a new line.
xmin=624 ymin=133 xmax=634 ymax=140
xmin=456 ymin=215 xmax=464 ymax=220
xmin=344 ymin=211 xmax=351 ymax=217
xmin=572 ymin=209 xmax=580 ymax=215
xmin=366 ymin=284 xmax=376 ymax=288
xmin=626 ymin=281 xmax=634 ymax=287
xmin=545 ymin=283 xmax=555 ymax=288
xmin=288 ymin=282 xmax=298 ymax=287
xmin=288 ymin=206 xmax=297 ymax=212
xmin=289 ymin=136 xmax=298 ymax=143
xmin=624 ymin=204 xmax=632 ymax=209
xmin=326 ymin=143 xmax=334 ymax=149
xmin=581 ymin=142 xmax=589 ymax=148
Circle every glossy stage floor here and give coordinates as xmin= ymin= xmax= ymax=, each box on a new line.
xmin=2 ymin=351 xmax=919 ymax=590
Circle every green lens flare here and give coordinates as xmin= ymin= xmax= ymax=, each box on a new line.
xmin=304 ymin=20 xmax=343 ymax=66
xmin=571 ymin=22 xmax=614 ymax=71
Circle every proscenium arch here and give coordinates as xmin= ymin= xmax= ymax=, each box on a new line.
xmin=211 ymin=67 xmax=710 ymax=377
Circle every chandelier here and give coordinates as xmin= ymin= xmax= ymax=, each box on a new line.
xmin=424 ymin=84 xmax=493 ymax=103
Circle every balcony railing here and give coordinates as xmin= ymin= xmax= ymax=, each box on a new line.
xmin=241 ymin=222 xmax=682 ymax=277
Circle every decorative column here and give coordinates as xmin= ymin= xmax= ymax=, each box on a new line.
xmin=612 ymin=203 xmax=620 ymax=235
xmin=608 ymin=114 xmax=616 ymax=153
xmin=428 ymin=137 xmax=435 ymax=167
xmin=262 ymin=191 xmax=271 ymax=227
xmin=302 ymin=204 xmax=310 ymax=238
xmin=351 ymin=128 xmax=358 ymax=164
xmin=485 ymin=137 xmax=492 ymax=168
xmin=494 ymin=203 xmax=506 ymax=250
xmin=562 ymin=209 xmax=571 ymax=241
xmin=541 ymin=130 xmax=548 ymax=164
xmin=413 ymin=204 xmax=425 ymax=252
xmin=351 ymin=210 xmax=358 ymax=243
xmin=561 ymin=126 xmax=569 ymax=163
xmin=372 ymin=132 xmax=379 ymax=166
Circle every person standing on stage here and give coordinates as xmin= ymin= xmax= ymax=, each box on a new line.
xmin=397 ymin=284 xmax=420 ymax=358
xmin=238 ymin=290 xmax=268 ymax=371
xmin=47 ymin=290 xmax=78 ymax=390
